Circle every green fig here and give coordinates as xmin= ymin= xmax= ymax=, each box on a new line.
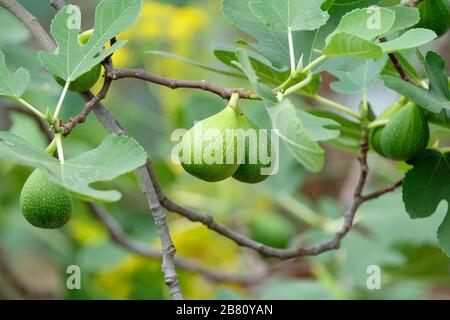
xmin=415 ymin=0 xmax=450 ymax=37
xmin=249 ymin=213 xmax=295 ymax=249
xmin=369 ymin=100 xmax=406 ymax=157
xmin=20 ymin=169 xmax=72 ymax=229
xmin=54 ymin=29 xmax=101 ymax=93
xmin=232 ymin=117 xmax=273 ymax=184
xmin=179 ymin=104 xmax=242 ymax=182
xmin=380 ymin=102 xmax=430 ymax=161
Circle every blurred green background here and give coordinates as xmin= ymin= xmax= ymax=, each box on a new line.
xmin=0 ymin=0 xmax=450 ymax=300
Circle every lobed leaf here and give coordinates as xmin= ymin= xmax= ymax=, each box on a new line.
xmin=0 ymin=50 xmax=30 ymax=97
xmin=380 ymin=29 xmax=437 ymax=53
xmin=323 ymin=32 xmax=383 ymax=58
xmin=402 ymin=150 xmax=450 ymax=256
xmin=39 ymin=0 xmax=142 ymax=81
xmin=0 ymin=132 xmax=147 ymax=202
xmin=248 ymin=0 xmax=329 ymax=32
xmin=326 ymin=7 xmax=395 ymax=43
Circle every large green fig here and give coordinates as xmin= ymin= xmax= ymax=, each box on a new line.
xmin=369 ymin=101 xmax=406 ymax=157
xmin=54 ymin=29 xmax=101 ymax=93
xmin=20 ymin=169 xmax=72 ymax=229
xmin=380 ymin=102 xmax=430 ymax=161
xmin=179 ymin=104 xmax=242 ymax=182
xmin=415 ymin=0 xmax=450 ymax=37
xmin=232 ymin=117 xmax=273 ymax=184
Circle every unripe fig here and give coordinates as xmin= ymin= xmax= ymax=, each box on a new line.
xmin=415 ymin=0 xmax=450 ymax=37
xmin=179 ymin=104 xmax=242 ymax=182
xmin=249 ymin=213 xmax=295 ymax=248
xmin=54 ymin=29 xmax=101 ymax=93
xmin=380 ymin=102 xmax=429 ymax=161
xmin=232 ymin=117 xmax=273 ymax=184
xmin=20 ymin=169 xmax=72 ymax=229
xmin=369 ymin=101 xmax=406 ymax=157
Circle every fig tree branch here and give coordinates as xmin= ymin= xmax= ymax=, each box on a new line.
xmin=147 ymin=131 xmax=374 ymax=259
xmin=62 ymin=59 xmax=114 ymax=136
xmin=1 ymin=0 xmax=184 ymax=300
xmin=107 ymin=67 xmax=259 ymax=100
xmin=362 ymin=180 xmax=403 ymax=201
xmin=379 ymin=37 xmax=411 ymax=83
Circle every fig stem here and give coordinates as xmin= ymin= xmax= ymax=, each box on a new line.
xmin=287 ymin=27 xmax=296 ymax=74
xmin=14 ymin=97 xmax=46 ymax=120
xmin=227 ymin=92 xmax=240 ymax=109
xmin=53 ymin=80 xmax=70 ymax=121
xmin=310 ymin=94 xmax=361 ymax=120
xmin=55 ymin=133 xmax=65 ymax=165
xmin=282 ymin=73 xmax=313 ymax=97
xmin=368 ymin=119 xmax=389 ymax=129
xmin=44 ymin=138 xmax=57 ymax=155
xmin=301 ymin=55 xmax=327 ymax=74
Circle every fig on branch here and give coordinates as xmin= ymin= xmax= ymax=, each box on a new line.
xmin=179 ymin=103 xmax=242 ymax=182
xmin=20 ymin=169 xmax=72 ymax=229
xmin=369 ymin=101 xmax=406 ymax=157
xmin=380 ymin=102 xmax=430 ymax=161
xmin=232 ymin=117 xmax=273 ymax=184
xmin=54 ymin=29 xmax=102 ymax=93
xmin=415 ymin=0 xmax=450 ymax=37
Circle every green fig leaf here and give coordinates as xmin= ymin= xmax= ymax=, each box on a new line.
xmin=323 ymin=32 xmax=383 ymax=59
xmin=39 ymin=0 xmax=142 ymax=82
xmin=383 ymin=51 xmax=450 ymax=113
xmin=385 ymin=5 xmax=420 ymax=34
xmin=402 ymin=150 xmax=450 ymax=256
xmin=248 ymin=0 xmax=329 ymax=32
xmin=0 ymin=132 xmax=147 ymax=202
xmin=0 ymin=50 xmax=30 ymax=97
xmin=329 ymin=57 xmax=387 ymax=94
xmin=298 ymin=110 xmax=340 ymax=142
xmin=326 ymin=7 xmax=395 ymax=43
xmin=269 ymin=100 xmax=324 ymax=172
xmin=223 ymin=0 xmax=291 ymax=69
xmin=213 ymin=45 xmax=289 ymax=84
xmin=380 ymin=29 xmax=437 ymax=53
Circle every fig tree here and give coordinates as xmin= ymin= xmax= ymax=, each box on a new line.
xmin=20 ymin=169 xmax=72 ymax=229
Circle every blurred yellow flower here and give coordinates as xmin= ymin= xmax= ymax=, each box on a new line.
xmin=113 ymin=1 xmax=209 ymax=68
xmin=69 ymin=214 xmax=106 ymax=245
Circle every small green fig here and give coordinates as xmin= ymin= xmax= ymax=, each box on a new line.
xmin=415 ymin=0 xmax=450 ymax=37
xmin=249 ymin=213 xmax=295 ymax=249
xmin=380 ymin=102 xmax=430 ymax=161
xmin=179 ymin=104 xmax=242 ymax=182
xmin=369 ymin=100 xmax=406 ymax=157
xmin=232 ymin=117 xmax=273 ymax=184
xmin=54 ymin=29 xmax=101 ymax=93
xmin=20 ymin=169 xmax=72 ymax=229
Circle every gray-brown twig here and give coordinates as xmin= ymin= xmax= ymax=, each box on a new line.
xmin=86 ymin=203 xmax=267 ymax=285
xmin=0 ymin=0 xmax=184 ymax=300
xmin=107 ymin=67 xmax=259 ymax=100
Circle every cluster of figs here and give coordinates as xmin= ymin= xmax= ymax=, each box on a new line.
xmin=178 ymin=96 xmax=273 ymax=184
